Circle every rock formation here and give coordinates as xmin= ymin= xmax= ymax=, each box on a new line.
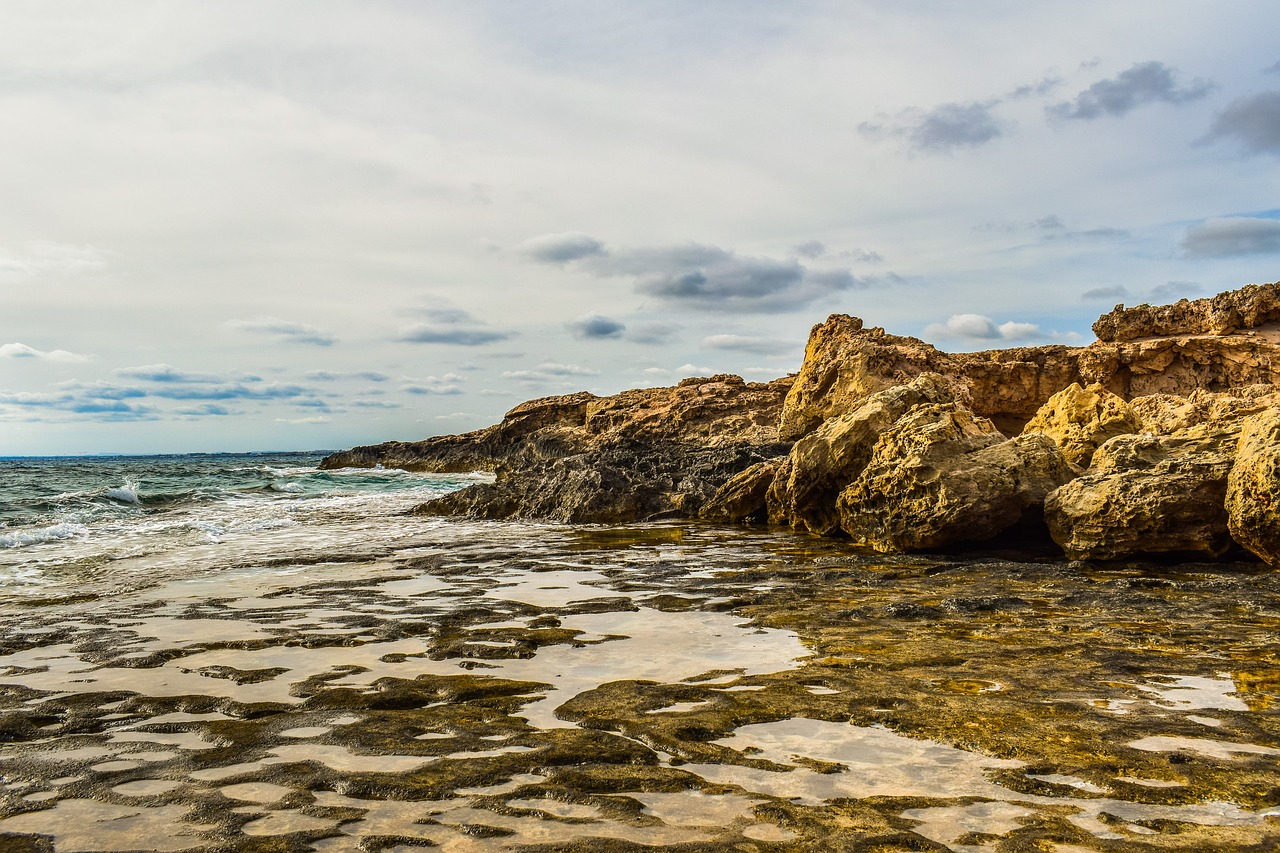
xmin=837 ymin=407 xmax=1076 ymax=552
xmin=1226 ymin=407 xmax=1280 ymax=565
xmin=323 ymin=279 xmax=1280 ymax=567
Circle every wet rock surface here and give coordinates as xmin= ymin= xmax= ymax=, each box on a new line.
xmin=2 ymin=522 xmax=1278 ymax=851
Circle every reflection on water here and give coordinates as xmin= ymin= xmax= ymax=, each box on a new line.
xmin=1 ymin=520 xmax=1278 ymax=850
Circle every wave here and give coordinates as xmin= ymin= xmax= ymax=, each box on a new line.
xmin=0 ymin=522 xmax=89 ymax=549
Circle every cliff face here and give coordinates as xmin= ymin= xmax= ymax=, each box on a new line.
xmin=323 ymin=279 xmax=1280 ymax=567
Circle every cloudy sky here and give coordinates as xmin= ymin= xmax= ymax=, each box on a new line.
xmin=3 ymin=1 xmax=1279 ymax=455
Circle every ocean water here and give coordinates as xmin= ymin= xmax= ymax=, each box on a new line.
xmin=0 ymin=453 xmax=489 ymax=598
xmin=1 ymin=455 xmax=1278 ymax=850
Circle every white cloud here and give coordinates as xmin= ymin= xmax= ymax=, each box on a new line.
xmin=923 ymin=314 xmax=1080 ymax=345
xmin=0 ymin=342 xmax=92 ymax=363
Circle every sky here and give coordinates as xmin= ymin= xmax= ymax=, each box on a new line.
xmin=2 ymin=1 xmax=1279 ymax=456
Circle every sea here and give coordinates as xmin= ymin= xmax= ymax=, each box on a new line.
xmin=1 ymin=453 xmax=1278 ymax=851
xmin=0 ymin=453 xmax=489 ymax=599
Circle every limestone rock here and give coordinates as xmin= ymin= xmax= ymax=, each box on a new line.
xmin=1093 ymin=280 xmax=1280 ymax=341
xmin=1022 ymin=383 xmax=1140 ymax=467
xmin=1130 ymin=386 xmax=1280 ymax=435
xmin=699 ymin=458 xmax=784 ymax=523
xmin=779 ymin=294 xmax=1280 ymax=443
xmin=1226 ymin=407 xmax=1280 ymax=567
xmin=771 ymin=373 xmax=957 ymax=535
xmin=418 ymin=443 xmax=787 ymax=524
xmin=1044 ymin=430 xmax=1237 ymax=560
xmin=836 ymin=405 xmax=1075 ymax=552
xmin=323 ymin=375 xmax=792 ymax=473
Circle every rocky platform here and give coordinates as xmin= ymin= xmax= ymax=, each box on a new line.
xmin=323 ymin=280 xmax=1280 ymax=567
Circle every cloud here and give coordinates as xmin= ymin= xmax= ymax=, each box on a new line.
xmin=1048 ymin=61 xmax=1213 ymax=120
xmin=0 ymin=388 xmax=158 ymax=421
xmin=701 ymin=334 xmax=795 ymax=355
xmin=1203 ymin=90 xmax=1280 ymax=155
xmin=566 ymin=312 xmax=625 ymax=339
xmin=502 ymin=361 xmax=599 ymax=382
xmin=1081 ymin=285 xmax=1129 ymax=302
xmin=1150 ymin=281 xmax=1204 ymax=300
xmin=0 ymin=342 xmax=92 ymax=363
xmin=0 ymin=242 xmax=109 ymax=284
xmin=173 ymin=403 xmax=237 ymax=417
xmin=397 ymin=305 xmax=515 ymax=346
xmin=1035 ymin=215 xmax=1066 ymax=230
xmin=227 ymin=316 xmax=336 ymax=346
xmin=860 ymin=100 xmax=1003 ymax=153
xmin=275 ymin=416 xmax=331 ymax=425
xmin=398 ymin=325 xmax=515 ymax=345
xmin=627 ymin=321 xmax=681 ymax=344
xmin=1181 ymin=217 xmax=1280 ymax=257
xmin=518 ymin=231 xmax=607 ymax=263
xmin=791 ymin=241 xmax=826 ymax=259
xmin=115 ymin=364 xmax=225 ymax=383
xmin=923 ymin=314 xmax=1079 ymax=345
xmin=304 ymin=370 xmax=389 ymax=382
xmin=400 ymin=374 xmax=464 ymax=395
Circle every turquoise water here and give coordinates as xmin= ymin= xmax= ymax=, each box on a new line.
xmin=0 ymin=453 xmax=489 ymax=596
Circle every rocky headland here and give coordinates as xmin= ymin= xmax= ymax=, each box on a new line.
xmin=322 ymin=280 xmax=1280 ymax=567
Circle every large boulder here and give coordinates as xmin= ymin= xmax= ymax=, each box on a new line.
xmin=836 ymin=405 xmax=1076 ymax=552
xmin=1044 ymin=429 xmax=1237 ymax=560
xmin=770 ymin=373 xmax=958 ymax=535
xmin=698 ymin=458 xmax=784 ymax=523
xmin=1021 ymin=382 xmax=1140 ymax=467
xmin=1226 ymin=407 xmax=1280 ymax=567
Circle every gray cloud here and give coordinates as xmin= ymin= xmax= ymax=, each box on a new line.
xmin=555 ymin=239 xmax=883 ymax=312
xmin=627 ymin=321 xmax=681 ymax=345
xmin=1181 ymin=217 xmax=1280 ymax=257
xmin=1035 ymin=215 xmax=1066 ymax=230
xmin=1267 ymin=61 xmax=1280 ymax=74
xmin=1150 ymin=281 xmax=1204 ymax=300
xmin=1081 ymin=285 xmax=1129 ymax=302
xmin=398 ymin=305 xmax=515 ymax=346
xmin=518 ymin=231 xmax=607 ymax=263
xmin=1048 ymin=62 xmax=1213 ymax=120
xmin=566 ymin=313 xmax=625 ymax=339
xmin=790 ymin=240 xmax=825 ymax=259
xmin=1203 ymin=90 xmax=1280 ymax=155
xmin=860 ymin=100 xmax=1002 ymax=153
xmin=304 ymin=370 xmax=390 ymax=382
xmin=174 ymin=403 xmax=237 ymax=417
xmin=115 ymin=364 xmax=228 ymax=383
xmin=398 ymin=325 xmax=515 ymax=345
xmin=227 ymin=316 xmax=336 ymax=346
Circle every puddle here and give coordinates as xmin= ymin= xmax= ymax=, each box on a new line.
xmin=0 ymin=800 xmax=213 ymax=851
xmin=630 ymin=790 xmax=762 ymax=826
xmin=683 ymin=718 xmax=1023 ymax=805
xmin=1128 ymin=735 xmax=1280 ymax=760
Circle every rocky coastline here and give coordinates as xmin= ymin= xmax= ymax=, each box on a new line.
xmin=321 ymin=280 xmax=1280 ymax=568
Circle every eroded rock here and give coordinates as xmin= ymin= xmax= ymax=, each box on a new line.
xmin=771 ymin=373 xmax=958 ymax=535
xmin=1044 ymin=430 xmax=1237 ymax=560
xmin=1093 ymin=280 xmax=1280 ymax=341
xmin=1226 ymin=407 xmax=1280 ymax=567
xmin=1021 ymin=382 xmax=1140 ymax=467
xmin=836 ymin=405 xmax=1075 ymax=552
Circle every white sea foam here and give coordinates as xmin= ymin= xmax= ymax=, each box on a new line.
xmin=104 ymin=480 xmax=141 ymax=505
xmin=0 ymin=522 xmax=90 ymax=549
